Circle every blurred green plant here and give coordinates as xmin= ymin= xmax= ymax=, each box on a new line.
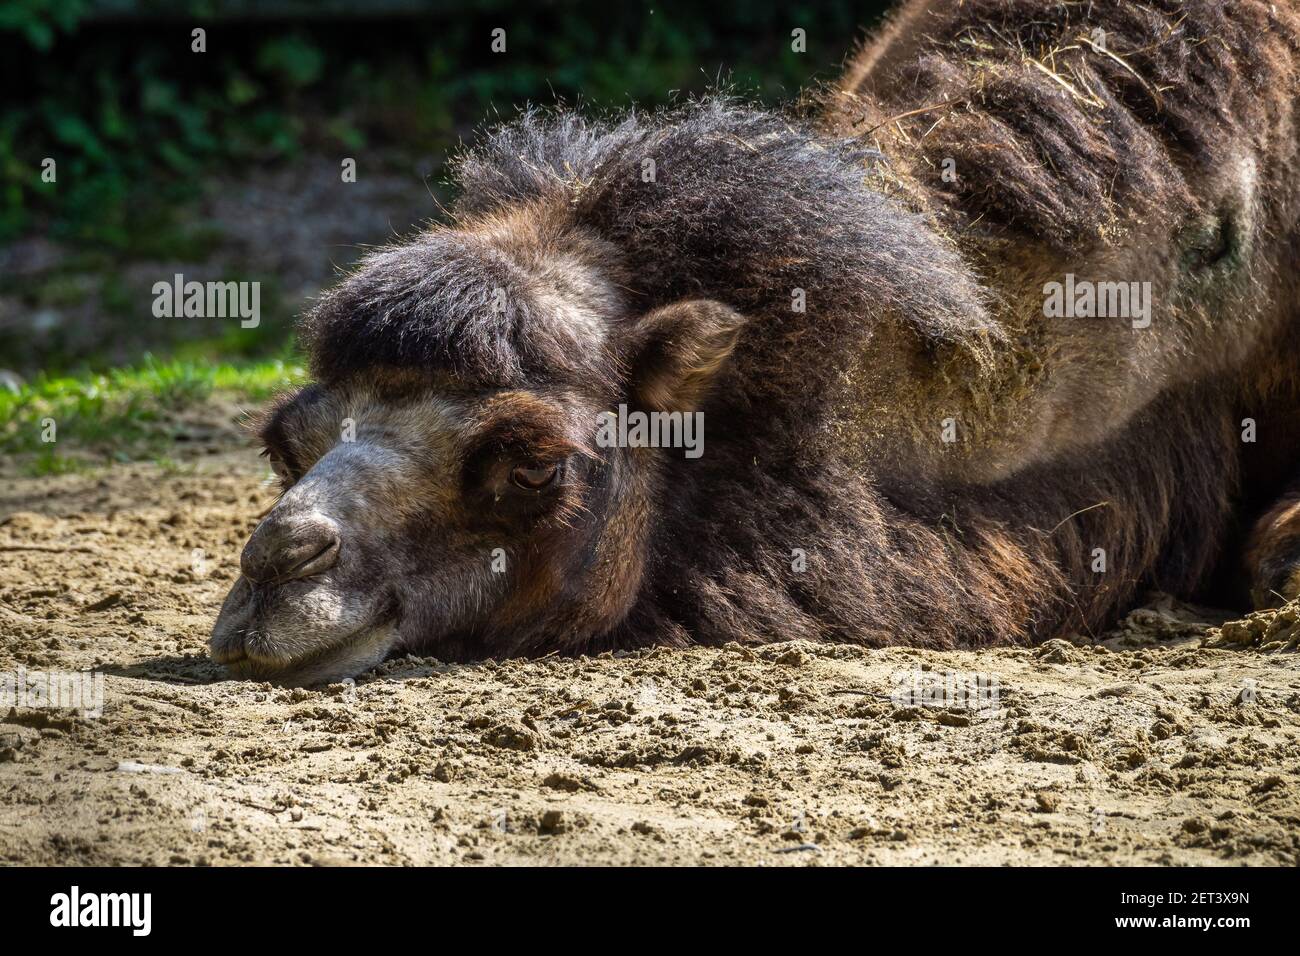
xmin=0 ymin=0 xmax=88 ymax=51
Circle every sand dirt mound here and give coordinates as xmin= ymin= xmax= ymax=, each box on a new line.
xmin=2 ymin=449 xmax=1298 ymax=865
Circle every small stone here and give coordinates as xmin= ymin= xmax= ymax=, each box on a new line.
xmin=483 ymin=723 xmax=539 ymax=751
xmin=538 ymin=809 xmax=566 ymax=834
xmin=776 ymin=647 xmax=806 ymax=666
xmin=83 ymin=592 xmax=122 ymax=612
xmin=542 ymin=772 xmax=587 ymax=792
xmin=1251 ymin=775 xmax=1283 ymax=794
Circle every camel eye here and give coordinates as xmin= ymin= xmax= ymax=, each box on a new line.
xmin=266 ymin=451 xmax=293 ymax=484
xmin=509 ymin=462 xmax=558 ymax=491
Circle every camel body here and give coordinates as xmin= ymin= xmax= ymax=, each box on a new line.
xmin=211 ymin=0 xmax=1300 ymax=683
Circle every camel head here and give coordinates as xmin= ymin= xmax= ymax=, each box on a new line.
xmin=209 ymin=212 xmax=745 ymax=684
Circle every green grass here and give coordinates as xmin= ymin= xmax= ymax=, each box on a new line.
xmin=23 ymin=447 xmax=99 ymax=477
xmin=0 ymin=355 xmax=305 ymax=466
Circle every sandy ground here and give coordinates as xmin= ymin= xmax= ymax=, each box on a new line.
xmin=2 ymin=429 xmax=1299 ymax=866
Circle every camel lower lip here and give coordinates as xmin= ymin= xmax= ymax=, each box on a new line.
xmin=220 ymin=617 xmax=399 ymax=685
xmin=209 ymin=644 xmax=248 ymax=665
xmin=243 ymin=631 xmax=361 ymax=669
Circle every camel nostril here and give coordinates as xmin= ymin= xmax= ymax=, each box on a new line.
xmin=284 ymin=537 xmax=341 ymax=581
xmin=240 ymin=514 xmax=342 ymax=585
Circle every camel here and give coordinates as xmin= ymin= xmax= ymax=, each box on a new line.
xmin=211 ymin=0 xmax=1300 ymax=684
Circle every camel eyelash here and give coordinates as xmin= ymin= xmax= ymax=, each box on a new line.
xmin=257 ymin=446 xmax=298 ymax=493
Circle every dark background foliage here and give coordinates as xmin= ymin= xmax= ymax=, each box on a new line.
xmin=3 ymin=0 xmax=889 ymax=248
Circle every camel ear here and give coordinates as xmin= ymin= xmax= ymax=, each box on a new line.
xmin=626 ymin=300 xmax=745 ymax=413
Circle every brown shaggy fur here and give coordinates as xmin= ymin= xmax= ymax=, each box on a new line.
xmin=223 ymin=0 xmax=1300 ymax=677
